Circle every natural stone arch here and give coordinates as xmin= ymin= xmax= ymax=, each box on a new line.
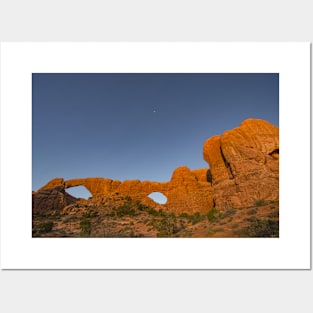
xmin=64 ymin=178 xmax=114 ymax=198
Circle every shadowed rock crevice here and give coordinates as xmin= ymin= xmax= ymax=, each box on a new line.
xmin=219 ymin=146 xmax=234 ymax=179
xmin=206 ymin=169 xmax=213 ymax=185
xmin=268 ymin=148 xmax=279 ymax=159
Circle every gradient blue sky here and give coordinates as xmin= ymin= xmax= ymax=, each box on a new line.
xmin=32 ymin=73 xmax=279 ymax=198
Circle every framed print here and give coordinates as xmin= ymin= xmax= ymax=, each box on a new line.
xmin=0 ymin=42 xmax=310 ymax=269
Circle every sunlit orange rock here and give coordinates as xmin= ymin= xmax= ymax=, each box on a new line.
xmin=203 ymin=119 xmax=279 ymax=209
xmin=33 ymin=118 xmax=278 ymax=214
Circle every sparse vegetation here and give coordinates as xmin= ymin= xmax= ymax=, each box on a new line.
xmin=268 ymin=210 xmax=279 ymax=218
xmin=33 ymin=221 xmax=54 ymax=235
xmin=245 ymin=216 xmax=258 ymax=223
xmin=179 ymin=212 xmax=205 ymax=225
xmin=82 ymin=210 xmax=99 ymax=218
xmin=32 ymin=196 xmax=279 ymax=238
xmin=247 ymin=208 xmax=257 ymax=215
xmin=207 ymin=208 xmax=223 ymax=222
xmin=80 ymin=218 xmax=92 ymax=236
xmin=255 ymin=199 xmax=267 ymax=207
xmin=214 ymin=227 xmax=225 ymax=233
xmin=110 ymin=198 xmax=138 ymax=217
xmin=207 ymin=228 xmax=216 ymax=236
xmin=239 ymin=218 xmax=279 ymax=237
xmin=155 ymin=213 xmax=179 ymax=237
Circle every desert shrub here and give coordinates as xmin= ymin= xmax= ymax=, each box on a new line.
xmin=154 ymin=213 xmax=180 ymax=237
xmin=82 ymin=210 xmax=99 ymax=218
xmin=207 ymin=228 xmax=216 ymax=236
xmin=145 ymin=206 xmax=161 ymax=216
xmin=115 ymin=200 xmax=136 ymax=217
xmin=245 ymin=216 xmax=258 ymax=223
xmin=268 ymin=210 xmax=279 ymax=218
xmin=247 ymin=208 xmax=257 ymax=215
xmin=80 ymin=218 xmax=92 ymax=236
xmin=116 ymin=206 xmax=136 ymax=217
xmin=214 ymin=227 xmax=225 ymax=232
xmin=33 ymin=211 xmax=57 ymax=220
xmin=179 ymin=213 xmax=189 ymax=219
xmin=134 ymin=200 xmax=151 ymax=212
xmin=244 ymin=219 xmax=279 ymax=237
xmin=207 ymin=208 xmax=222 ymax=222
xmin=179 ymin=212 xmax=204 ymax=225
xmin=190 ymin=212 xmax=203 ymax=225
xmin=255 ymin=199 xmax=267 ymax=207
xmin=35 ymin=222 xmax=54 ymax=235
xmin=141 ymin=206 xmax=167 ymax=218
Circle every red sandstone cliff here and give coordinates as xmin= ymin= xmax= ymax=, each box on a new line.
xmin=203 ymin=119 xmax=279 ymax=209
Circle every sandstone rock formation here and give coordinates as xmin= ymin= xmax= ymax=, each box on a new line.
xmin=33 ymin=185 xmax=78 ymax=214
xmin=203 ymin=119 xmax=279 ymax=209
xmin=33 ymin=118 xmax=279 ymax=214
xmin=34 ymin=166 xmax=214 ymax=214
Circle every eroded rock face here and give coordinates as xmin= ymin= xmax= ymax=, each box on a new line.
xmin=33 ymin=118 xmax=278 ymax=214
xmin=32 ymin=186 xmax=78 ymax=214
xmin=203 ymin=119 xmax=279 ymax=209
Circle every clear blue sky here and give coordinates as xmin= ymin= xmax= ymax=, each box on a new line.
xmin=32 ymin=73 xmax=279 ymax=198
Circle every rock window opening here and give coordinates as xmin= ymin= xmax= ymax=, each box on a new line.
xmin=148 ymin=192 xmax=167 ymax=204
xmin=220 ymin=146 xmax=234 ymax=179
xmin=66 ymin=186 xmax=92 ymax=200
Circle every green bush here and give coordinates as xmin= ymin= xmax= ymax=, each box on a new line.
xmin=268 ymin=210 xmax=279 ymax=218
xmin=36 ymin=222 xmax=54 ymax=235
xmin=115 ymin=200 xmax=136 ymax=217
xmin=116 ymin=206 xmax=136 ymax=217
xmin=179 ymin=212 xmax=204 ymax=225
xmin=245 ymin=216 xmax=258 ymax=223
xmin=80 ymin=219 xmax=92 ymax=236
xmin=82 ymin=210 xmax=99 ymax=218
xmin=247 ymin=208 xmax=257 ymax=215
xmin=145 ymin=206 xmax=161 ymax=216
xmin=207 ymin=208 xmax=222 ymax=222
xmin=245 ymin=219 xmax=279 ymax=237
xmin=134 ymin=200 xmax=150 ymax=212
xmin=190 ymin=212 xmax=203 ymax=225
xmin=155 ymin=213 xmax=179 ymax=237
xmin=255 ymin=199 xmax=267 ymax=207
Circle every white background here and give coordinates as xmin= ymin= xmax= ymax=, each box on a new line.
xmin=0 ymin=1 xmax=312 ymax=313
